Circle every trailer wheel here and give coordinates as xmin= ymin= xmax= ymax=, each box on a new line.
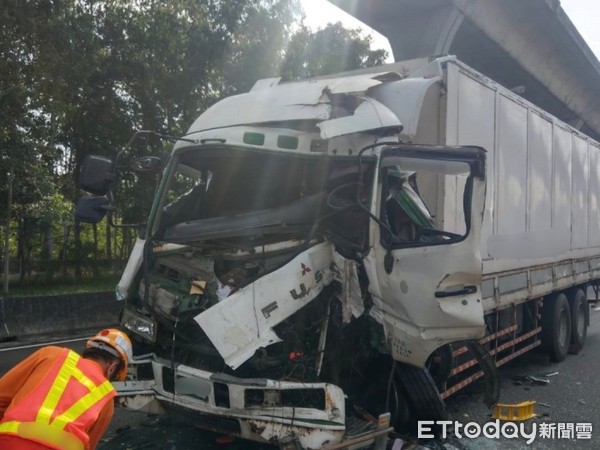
xmin=394 ymin=363 xmax=449 ymax=432
xmin=568 ymin=289 xmax=588 ymax=354
xmin=540 ymin=293 xmax=571 ymax=362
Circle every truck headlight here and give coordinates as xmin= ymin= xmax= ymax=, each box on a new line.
xmin=122 ymin=308 xmax=157 ymax=343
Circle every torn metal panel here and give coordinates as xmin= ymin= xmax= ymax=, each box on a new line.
xmin=185 ymin=72 xmax=404 ymax=135
xmin=324 ymin=71 xmax=402 ymax=94
xmin=186 ymin=85 xmax=331 ymax=133
xmin=363 ymin=250 xmax=385 ymax=325
xmin=195 ymin=242 xmax=335 ymax=369
xmin=332 ymin=252 xmax=364 ymax=322
xmin=318 ymin=96 xmax=403 ymax=139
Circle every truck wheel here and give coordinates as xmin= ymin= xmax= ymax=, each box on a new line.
xmin=426 ymin=344 xmax=454 ymax=388
xmin=540 ymin=293 xmax=571 ymax=362
xmin=568 ymin=289 xmax=588 ymax=354
xmin=395 ymin=363 xmax=449 ymax=432
xmin=389 ymin=377 xmax=412 ymax=432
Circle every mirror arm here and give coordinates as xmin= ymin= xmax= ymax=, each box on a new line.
xmin=113 ymin=130 xmax=198 ymax=171
xmin=103 ymin=129 xmax=198 ymax=228
xmin=113 ymin=130 xmax=152 ymax=172
xmin=104 ymin=190 xmax=144 ymax=229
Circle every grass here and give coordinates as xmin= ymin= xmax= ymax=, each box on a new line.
xmin=2 ymin=276 xmax=121 ymax=298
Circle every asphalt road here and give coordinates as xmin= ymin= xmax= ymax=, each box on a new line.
xmin=443 ymin=306 xmax=600 ymax=450
xmin=1 ymin=307 xmax=599 ymax=449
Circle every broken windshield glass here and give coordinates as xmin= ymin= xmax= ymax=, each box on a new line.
xmin=156 ymin=146 xmax=375 ymax=250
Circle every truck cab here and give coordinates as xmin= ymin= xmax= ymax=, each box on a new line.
xmin=77 ymin=58 xmax=487 ymax=448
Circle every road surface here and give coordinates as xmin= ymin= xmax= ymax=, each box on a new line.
xmin=1 ymin=307 xmax=599 ymax=449
xmin=443 ymin=306 xmax=600 ymax=449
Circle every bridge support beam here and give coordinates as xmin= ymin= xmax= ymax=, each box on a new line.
xmin=330 ymin=0 xmax=600 ymax=140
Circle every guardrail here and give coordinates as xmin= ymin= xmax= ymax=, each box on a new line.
xmin=0 ymin=292 xmax=121 ymax=342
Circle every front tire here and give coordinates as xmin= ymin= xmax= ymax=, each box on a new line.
xmin=540 ymin=293 xmax=571 ymax=362
xmin=395 ymin=363 xmax=449 ymax=433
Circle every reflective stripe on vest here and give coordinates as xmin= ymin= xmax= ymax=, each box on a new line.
xmin=0 ymin=349 xmax=115 ymax=450
xmin=0 ymin=420 xmax=84 ymax=450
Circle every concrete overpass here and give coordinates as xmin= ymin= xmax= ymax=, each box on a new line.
xmin=328 ymin=0 xmax=600 ymax=141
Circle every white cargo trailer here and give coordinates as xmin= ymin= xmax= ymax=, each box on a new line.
xmin=77 ymin=56 xmax=599 ymax=448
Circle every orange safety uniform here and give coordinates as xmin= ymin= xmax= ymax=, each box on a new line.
xmin=0 ymin=346 xmax=116 ymax=450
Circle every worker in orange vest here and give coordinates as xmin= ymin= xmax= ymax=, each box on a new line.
xmin=0 ymin=329 xmax=133 ymax=450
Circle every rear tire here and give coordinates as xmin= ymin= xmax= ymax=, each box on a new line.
xmin=540 ymin=293 xmax=571 ymax=362
xmin=568 ymin=288 xmax=588 ymax=354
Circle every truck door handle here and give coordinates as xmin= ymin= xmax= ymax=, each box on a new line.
xmin=435 ymin=285 xmax=478 ymax=298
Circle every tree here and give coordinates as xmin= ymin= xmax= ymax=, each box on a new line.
xmin=280 ymin=22 xmax=388 ymax=80
xmin=2 ymin=1 xmax=299 ymax=219
xmin=0 ymin=1 xmax=389 ymax=287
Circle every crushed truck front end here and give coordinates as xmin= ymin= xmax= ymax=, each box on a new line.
xmin=117 ymin=136 xmax=383 ymax=448
xmin=110 ymin=58 xmax=487 ymax=448
xmin=135 ymin=357 xmax=347 ymax=448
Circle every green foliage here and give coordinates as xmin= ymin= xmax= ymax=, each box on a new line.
xmin=0 ymin=0 xmax=387 ymax=291
xmin=280 ymin=22 xmax=388 ymax=80
xmin=6 ymin=274 xmax=122 ymax=298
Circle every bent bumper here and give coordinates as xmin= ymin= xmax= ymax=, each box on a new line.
xmin=116 ymin=356 xmax=347 ymax=449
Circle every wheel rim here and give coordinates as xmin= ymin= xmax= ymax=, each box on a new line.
xmin=558 ymin=308 xmax=569 ymax=345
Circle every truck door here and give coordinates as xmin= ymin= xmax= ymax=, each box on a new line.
xmin=365 ymin=145 xmax=486 ymax=368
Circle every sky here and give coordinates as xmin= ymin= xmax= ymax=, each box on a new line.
xmin=300 ymin=0 xmax=600 ymax=62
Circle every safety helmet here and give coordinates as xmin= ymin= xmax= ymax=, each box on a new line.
xmin=86 ymin=329 xmax=133 ymax=381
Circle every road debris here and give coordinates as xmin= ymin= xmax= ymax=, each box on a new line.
xmin=542 ymin=371 xmax=559 ymax=377
xmin=512 ymin=375 xmax=550 ymax=385
xmin=492 ymin=401 xmax=537 ymax=421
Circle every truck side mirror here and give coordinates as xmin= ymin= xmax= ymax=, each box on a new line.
xmin=78 ymin=155 xmax=115 ymax=196
xmin=74 ymin=196 xmax=113 ymax=223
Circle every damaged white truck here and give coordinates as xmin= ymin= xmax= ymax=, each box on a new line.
xmin=76 ymin=56 xmax=599 ymax=449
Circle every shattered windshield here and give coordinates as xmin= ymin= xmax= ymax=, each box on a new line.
xmin=156 ymin=146 xmax=375 ymax=249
